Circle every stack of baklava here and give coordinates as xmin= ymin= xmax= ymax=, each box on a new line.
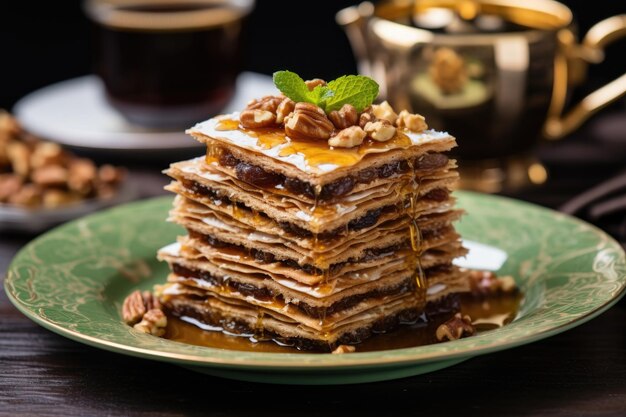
xmin=157 ymin=91 xmax=468 ymax=351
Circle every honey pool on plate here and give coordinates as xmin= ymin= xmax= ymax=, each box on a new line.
xmin=164 ymin=291 xmax=522 ymax=353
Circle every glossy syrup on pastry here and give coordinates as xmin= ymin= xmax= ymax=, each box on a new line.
xmin=164 ymin=290 xmax=522 ymax=353
xmin=215 ymin=118 xmax=414 ymax=169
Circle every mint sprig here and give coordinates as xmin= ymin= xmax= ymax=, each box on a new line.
xmin=273 ymin=70 xmax=379 ymax=114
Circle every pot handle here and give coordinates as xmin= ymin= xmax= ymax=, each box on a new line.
xmin=544 ymin=15 xmax=626 ymax=139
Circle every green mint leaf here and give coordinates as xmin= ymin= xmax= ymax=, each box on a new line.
xmin=272 ymin=71 xmax=312 ymax=104
xmin=309 ymin=85 xmax=334 ymax=107
xmin=324 ymin=75 xmax=379 ymax=112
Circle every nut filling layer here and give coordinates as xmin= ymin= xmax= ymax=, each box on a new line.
xmin=216 ymin=147 xmax=450 ymax=201
xmin=187 ymin=228 xmax=452 ymax=274
xmin=171 ymin=263 xmax=419 ymax=319
xmin=182 ymin=178 xmax=450 ymax=239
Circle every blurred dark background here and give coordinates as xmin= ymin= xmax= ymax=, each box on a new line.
xmin=1 ymin=0 xmax=625 ymax=109
xmin=1 ymin=0 xmax=625 ymax=220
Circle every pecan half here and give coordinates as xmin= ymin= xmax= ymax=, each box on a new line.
xmin=134 ymin=309 xmax=167 ymax=337
xmin=436 ymin=313 xmax=475 ymax=342
xmin=122 ymin=290 xmax=162 ymax=325
xmin=285 ymin=103 xmax=334 ymax=140
xmin=328 ymin=104 xmax=358 ymax=129
xmin=275 ymin=97 xmax=295 ymax=124
xmin=122 ymin=290 xmax=146 ymax=325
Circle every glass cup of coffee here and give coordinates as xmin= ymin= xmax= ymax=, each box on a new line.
xmin=84 ymin=0 xmax=255 ymax=128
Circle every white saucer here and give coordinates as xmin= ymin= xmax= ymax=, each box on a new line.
xmin=13 ymin=72 xmax=276 ymax=152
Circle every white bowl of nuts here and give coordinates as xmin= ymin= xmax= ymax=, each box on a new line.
xmin=0 ymin=111 xmax=136 ymax=233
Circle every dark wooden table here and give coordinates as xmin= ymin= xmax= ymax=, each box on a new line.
xmin=2 ymin=117 xmax=626 ymax=416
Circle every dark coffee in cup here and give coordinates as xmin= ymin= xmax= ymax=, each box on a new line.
xmin=85 ymin=0 xmax=254 ymax=128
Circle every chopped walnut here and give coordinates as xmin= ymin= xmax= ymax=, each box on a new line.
xmin=67 ymin=158 xmax=97 ymax=195
xmin=332 ymin=344 xmax=356 ymax=354
xmin=305 ymin=78 xmax=327 ymax=91
xmin=436 ymin=313 xmax=475 ymax=342
xmin=364 ymin=120 xmax=396 ymax=142
xmin=0 ymin=174 xmax=23 ymax=202
xmin=429 ymin=47 xmax=468 ymax=94
xmin=0 ymin=110 xmax=21 ymax=137
xmin=30 ymin=142 xmax=65 ymax=169
xmin=42 ymin=189 xmax=78 ymax=208
xmin=240 ymin=109 xmax=276 ymax=128
xmin=98 ymin=164 xmax=125 ymax=185
xmin=134 ymin=309 xmax=167 ymax=337
xmin=396 ymin=110 xmax=428 ymax=132
xmin=469 ymin=270 xmax=518 ymax=295
xmin=7 ymin=141 xmax=31 ymax=177
xmin=372 ymin=101 xmax=398 ymax=124
xmin=328 ymin=126 xmax=366 ymax=148
xmin=31 ymin=165 xmax=68 ymax=187
xmin=328 ymin=104 xmax=358 ymax=130
xmin=285 ymin=102 xmax=334 ymax=140
xmin=9 ymin=183 xmax=41 ymax=207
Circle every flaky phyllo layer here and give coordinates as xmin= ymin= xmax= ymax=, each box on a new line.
xmin=157 ymin=75 xmax=468 ymax=351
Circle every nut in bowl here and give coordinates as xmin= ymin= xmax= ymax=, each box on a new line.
xmin=0 ymin=111 xmax=135 ymax=233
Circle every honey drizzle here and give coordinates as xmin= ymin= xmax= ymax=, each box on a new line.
xmin=213 ymin=119 xmax=415 ymax=169
xmin=311 ymin=193 xmax=331 ymax=327
xmin=210 ymin=119 xmax=426 ymax=328
xmin=406 ymin=160 xmax=426 ymax=305
xmin=253 ymin=310 xmax=266 ymax=341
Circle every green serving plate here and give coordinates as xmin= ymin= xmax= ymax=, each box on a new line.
xmin=4 ymin=192 xmax=626 ymax=384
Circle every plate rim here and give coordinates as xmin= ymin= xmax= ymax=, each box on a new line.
xmin=5 ymin=192 xmax=626 ymax=370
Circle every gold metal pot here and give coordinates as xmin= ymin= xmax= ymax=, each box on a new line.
xmin=337 ymin=0 xmax=626 ymax=192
